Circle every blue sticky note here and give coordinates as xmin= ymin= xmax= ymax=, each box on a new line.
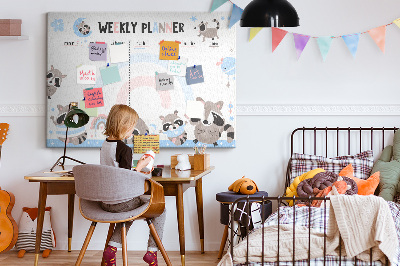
xmin=100 ymin=65 xmax=121 ymax=85
xmin=186 ymin=65 xmax=204 ymax=85
xmin=89 ymin=42 xmax=107 ymax=61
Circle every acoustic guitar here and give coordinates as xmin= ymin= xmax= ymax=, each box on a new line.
xmin=0 ymin=187 xmax=18 ymax=253
xmin=0 ymin=123 xmax=9 ymax=164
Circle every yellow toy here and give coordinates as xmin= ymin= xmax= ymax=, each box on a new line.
xmin=228 ymin=176 xmax=259 ymax=195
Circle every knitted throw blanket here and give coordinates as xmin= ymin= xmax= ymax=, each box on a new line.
xmin=218 ymin=195 xmax=398 ymax=266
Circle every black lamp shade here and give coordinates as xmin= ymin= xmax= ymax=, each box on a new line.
xmin=240 ymin=0 xmax=299 ymax=27
xmin=64 ymin=106 xmax=89 ymax=128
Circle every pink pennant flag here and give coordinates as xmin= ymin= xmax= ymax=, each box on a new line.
xmin=293 ymin=33 xmax=311 ymax=60
xmin=272 ymin=27 xmax=288 ymax=52
xmin=368 ymin=25 xmax=386 ymax=53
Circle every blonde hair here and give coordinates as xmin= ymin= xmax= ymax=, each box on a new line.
xmin=104 ymin=104 xmax=139 ymax=139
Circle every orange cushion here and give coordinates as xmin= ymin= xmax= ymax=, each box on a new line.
xmin=339 ymin=164 xmax=380 ymax=195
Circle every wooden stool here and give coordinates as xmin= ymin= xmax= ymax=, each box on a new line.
xmin=215 ymin=191 xmax=272 ymax=259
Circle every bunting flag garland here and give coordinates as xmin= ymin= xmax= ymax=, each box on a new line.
xmin=249 ymin=27 xmax=263 ymax=42
xmin=272 ymin=27 xmax=288 ymax=52
xmin=316 ymin=36 xmax=333 ymax=61
xmin=229 ymin=4 xmax=244 ymax=28
xmin=342 ymin=33 xmax=360 ymax=58
xmin=293 ymin=33 xmax=311 ymax=60
xmin=368 ymin=25 xmax=386 ymax=53
xmin=210 ymin=0 xmax=229 ymax=12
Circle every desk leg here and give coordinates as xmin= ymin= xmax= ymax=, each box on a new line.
xmin=176 ymin=184 xmax=185 ymax=266
xmin=68 ymin=194 xmax=75 ymax=252
xmin=195 ymin=178 xmax=205 ymax=254
xmin=35 ymin=182 xmax=48 ymax=266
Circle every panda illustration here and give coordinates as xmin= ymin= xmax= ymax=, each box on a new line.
xmin=189 ymin=97 xmax=234 ymax=146
xmin=160 ymin=110 xmax=188 ymax=146
xmin=46 ymin=65 xmax=67 ymax=99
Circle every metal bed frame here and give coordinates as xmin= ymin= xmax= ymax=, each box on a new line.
xmin=229 ymin=127 xmax=398 ymax=266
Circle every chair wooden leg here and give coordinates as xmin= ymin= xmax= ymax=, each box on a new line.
xmin=76 ymin=222 xmax=97 ymax=266
xmin=101 ymin=223 xmax=115 ymax=266
xmin=147 ymin=220 xmax=172 ymax=266
xmin=218 ymin=225 xmax=229 ymax=259
xmin=121 ymin=223 xmax=128 ymax=266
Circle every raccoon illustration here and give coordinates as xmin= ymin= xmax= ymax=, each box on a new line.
xmin=50 ymin=104 xmax=87 ymax=145
xmin=76 ymin=21 xmax=90 ymax=35
xmin=124 ymin=118 xmax=149 ymax=145
xmin=160 ymin=110 xmax=188 ymax=146
xmin=47 ymin=65 xmax=67 ymax=99
xmin=195 ymin=19 xmax=220 ymax=42
xmin=189 ymin=97 xmax=234 ymax=146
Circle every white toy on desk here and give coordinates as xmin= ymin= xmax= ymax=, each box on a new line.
xmin=141 ymin=150 xmax=155 ymax=172
xmin=175 ymin=154 xmax=191 ymax=171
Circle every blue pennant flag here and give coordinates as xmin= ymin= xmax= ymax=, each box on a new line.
xmin=211 ymin=0 xmax=229 ymax=12
xmin=316 ymin=36 xmax=333 ymax=62
xmin=342 ymin=33 xmax=360 ymax=58
xmin=229 ymin=4 xmax=244 ymax=29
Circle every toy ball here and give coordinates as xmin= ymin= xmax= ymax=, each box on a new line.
xmin=228 ymin=176 xmax=259 ymax=195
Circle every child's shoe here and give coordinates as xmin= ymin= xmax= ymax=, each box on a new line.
xmin=143 ymin=251 xmax=158 ymax=266
xmin=103 ymin=245 xmax=117 ymax=266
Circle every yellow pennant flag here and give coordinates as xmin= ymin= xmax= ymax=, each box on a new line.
xmin=249 ymin=27 xmax=263 ymax=42
xmin=393 ymin=18 xmax=400 ymax=28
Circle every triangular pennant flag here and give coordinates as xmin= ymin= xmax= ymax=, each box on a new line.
xmin=293 ymin=33 xmax=311 ymax=60
xmin=316 ymin=36 xmax=333 ymax=62
xmin=342 ymin=33 xmax=360 ymax=58
xmin=229 ymin=4 xmax=244 ymax=28
xmin=368 ymin=25 xmax=386 ymax=53
xmin=249 ymin=28 xmax=263 ymax=42
xmin=210 ymin=0 xmax=229 ymax=12
xmin=272 ymin=27 xmax=288 ymax=52
xmin=393 ymin=18 xmax=400 ymax=29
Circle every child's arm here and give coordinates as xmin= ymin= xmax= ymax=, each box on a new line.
xmin=135 ymin=156 xmax=152 ymax=173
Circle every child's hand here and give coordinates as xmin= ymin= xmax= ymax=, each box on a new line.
xmin=135 ymin=156 xmax=152 ymax=173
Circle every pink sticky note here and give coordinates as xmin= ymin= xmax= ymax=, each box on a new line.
xmin=84 ymin=87 xmax=104 ymax=108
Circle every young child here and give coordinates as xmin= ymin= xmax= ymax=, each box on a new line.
xmin=100 ymin=104 xmax=166 ymax=266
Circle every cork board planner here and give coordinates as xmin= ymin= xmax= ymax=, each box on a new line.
xmin=47 ymin=12 xmax=236 ymax=148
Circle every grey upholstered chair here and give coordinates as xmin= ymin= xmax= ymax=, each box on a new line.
xmin=73 ymin=164 xmax=171 ymax=266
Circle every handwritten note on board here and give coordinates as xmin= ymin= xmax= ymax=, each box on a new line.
xmin=133 ymin=135 xmax=160 ymax=154
xmin=109 ymin=43 xmax=129 ymax=63
xmin=89 ymin=42 xmax=107 ymax=61
xmin=167 ymin=58 xmax=188 ymax=76
xmin=100 ymin=65 xmax=121 ymax=85
xmin=77 ymin=65 xmax=96 ymax=84
xmin=155 ymin=72 xmax=174 ymax=91
xmin=186 ymin=65 xmax=204 ymax=85
xmin=159 ymin=40 xmax=180 ymax=60
xmin=84 ymin=87 xmax=104 ymax=108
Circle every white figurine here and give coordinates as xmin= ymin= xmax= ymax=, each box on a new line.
xmin=141 ymin=150 xmax=155 ymax=172
xmin=175 ymin=154 xmax=191 ymax=171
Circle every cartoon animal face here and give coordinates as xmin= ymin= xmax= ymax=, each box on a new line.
xmin=50 ymin=105 xmax=69 ymax=126
xmin=217 ymin=57 xmax=236 ymax=76
xmin=198 ymin=21 xmax=208 ymax=32
xmin=46 ymin=65 xmax=67 ymax=99
xmin=76 ymin=21 xmax=90 ymax=35
xmin=133 ymin=118 xmax=149 ymax=136
xmin=196 ymin=19 xmax=220 ymax=42
xmin=160 ymin=111 xmax=187 ymax=146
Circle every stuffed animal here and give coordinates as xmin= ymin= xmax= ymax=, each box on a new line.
xmin=339 ymin=164 xmax=380 ymax=196
xmin=228 ymin=176 xmax=259 ymax=195
xmin=15 ymin=207 xmax=55 ymax=258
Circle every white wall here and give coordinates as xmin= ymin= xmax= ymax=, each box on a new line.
xmin=1 ymin=0 xmax=400 ymax=252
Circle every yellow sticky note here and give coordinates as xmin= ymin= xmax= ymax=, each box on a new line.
xmin=159 ymin=40 xmax=180 ymax=60
xmin=133 ymin=135 xmax=160 ymax=154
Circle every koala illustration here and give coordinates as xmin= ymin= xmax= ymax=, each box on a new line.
xmin=160 ymin=110 xmax=188 ymax=146
xmin=76 ymin=20 xmax=90 ymax=35
xmin=46 ymin=65 xmax=67 ymax=99
xmin=195 ymin=19 xmax=219 ymax=42
xmin=188 ymin=97 xmax=234 ymax=146
xmin=50 ymin=104 xmax=87 ymax=145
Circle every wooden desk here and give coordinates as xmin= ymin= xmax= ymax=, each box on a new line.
xmin=25 ymin=165 xmax=214 ymax=266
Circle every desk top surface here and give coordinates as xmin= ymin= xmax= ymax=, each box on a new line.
xmin=24 ymin=165 xmax=215 ymax=182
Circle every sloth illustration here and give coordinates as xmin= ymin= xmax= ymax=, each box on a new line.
xmin=46 ymin=66 xmax=67 ymax=99
xmin=195 ymin=19 xmax=219 ymax=42
xmin=76 ymin=20 xmax=90 ymax=35
xmin=188 ymin=97 xmax=234 ymax=146
xmin=160 ymin=110 xmax=188 ymax=146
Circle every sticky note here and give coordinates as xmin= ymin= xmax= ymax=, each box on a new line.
xmin=155 ymin=72 xmax=174 ymax=91
xmin=167 ymin=58 xmax=188 ymax=76
xmin=159 ymin=40 xmax=180 ymax=60
xmin=133 ymin=135 xmax=160 ymax=154
xmin=100 ymin=65 xmax=121 ymax=85
xmin=186 ymin=65 xmax=204 ymax=85
xmin=84 ymin=87 xmax=104 ymax=108
xmin=186 ymin=100 xmax=204 ymax=119
xmin=89 ymin=42 xmax=107 ymax=61
xmin=79 ymin=100 xmax=98 ymax=117
xmin=77 ymin=65 xmax=96 ymax=84
xmin=109 ymin=43 xmax=129 ymax=63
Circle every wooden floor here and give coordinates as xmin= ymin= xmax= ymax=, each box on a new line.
xmin=0 ymin=250 xmax=222 ymax=266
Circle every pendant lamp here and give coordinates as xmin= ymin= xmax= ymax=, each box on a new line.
xmin=240 ymin=0 xmax=300 ymax=27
